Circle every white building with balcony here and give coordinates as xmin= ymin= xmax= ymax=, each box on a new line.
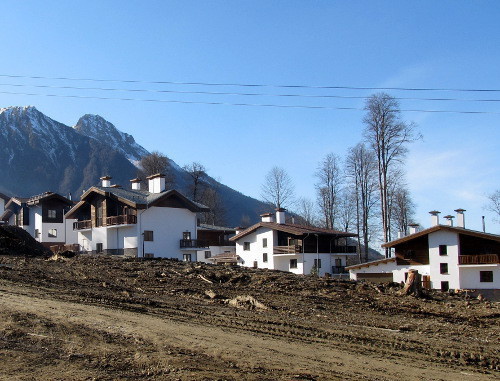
xmin=230 ymin=209 xmax=357 ymax=276
xmin=65 ymin=174 xmax=209 ymax=259
xmin=347 ymin=209 xmax=500 ymax=294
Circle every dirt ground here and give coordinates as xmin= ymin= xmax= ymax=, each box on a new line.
xmin=0 ymin=255 xmax=498 ymax=380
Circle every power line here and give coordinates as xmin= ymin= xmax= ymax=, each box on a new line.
xmin=1 ymin=73 xmax=500 ymax=93
xmin=1 ymin=82 xmax=500 ymax=103
xmin=1 ymin=90 xmax=499 ymax=114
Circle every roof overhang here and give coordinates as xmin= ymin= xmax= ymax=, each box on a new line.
xmin=345 ymin=257 xmax=397 ymax=271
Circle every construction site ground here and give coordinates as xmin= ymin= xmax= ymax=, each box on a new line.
xmin=0 ymin=255 xmax=498 ymax=380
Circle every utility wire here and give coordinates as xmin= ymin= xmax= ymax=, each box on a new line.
xmin=1 ymin=90 xmax=499 ymax=114
xmin=1 ymin=82 xmax=500 ymax=103
xmin=1 ymin=73 xmax=500 ymax=93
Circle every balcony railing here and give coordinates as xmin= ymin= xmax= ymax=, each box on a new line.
xmin=106 ymin=214 xmax=137 ymax=226
xmin=331 ymin=266 xmax=346 ymax=274
xmin=73 ymin=215 xmax=137 ymax=230
xmin=458 ymin=254 xmax=499 ymax=265
xmin=274 ymin=245 xmax=302 ymax=254
xmin=180 ymin=239 xmax=209 ymax=249
xmin=73 ymin=220 xmax=92 ymax=230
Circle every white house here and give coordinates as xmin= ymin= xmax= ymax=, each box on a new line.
xmin=0 ymin=192 xmax=77 ymax=247
xmin=195 ymin=224 xmax=236 ymax=263
xmin=347 ymin=209 xmax=500 ymax=293
xmin=65 ymin=174 xmax=209 ymax=259
xmin=230 ymin=209 xmax=357 ymax=276
xmin=0 ymin=192 xmax=9 ymax=220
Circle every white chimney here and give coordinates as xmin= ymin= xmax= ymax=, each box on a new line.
xmin=275 ymin=208 xmax=286 ymax=224
xmin=130 ymin=178 xmax=141 ymax=191
xmin=455 ymin=208 xmax=466 ymax=228
xmin=100 ymin=175 xmax=112 ymax=188
xmin=260 ymin=213 xmax=274 ymax=223
xmin=397 ymin=231 xmax=404 ymax=239
xmin=443 ymin=215 xmax=454 ymax=226
xmin=408 ymin=223 xmax=419 ymax=235
xmin=429 ymin=210 xmax=440 ymax=226
xmin=147 ymin=173 xmax=166 ymax=193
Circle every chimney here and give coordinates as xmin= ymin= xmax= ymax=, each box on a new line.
xmin=100 ymin=175 xmax=112 ymax=188
xmin=454 ymin=208 xmax=466 ymax=228
xmin=443 ymin=215 xmax=454 ymax=226
xmin=260 ymin=213 xmax=274 ymax=223
xmin=130 ymin=178 xmax=141 ymax=191
xmin=408 ymin=223 xmax=419 ymax=235
xmin=146 ymin=173 xmax=166 ymax=193
xmin=68 ymin=192 xmax=72 ymax=201
xmin=397 ymin=231 xmax=404 ymax=239
xmin=275 ymin=208 xmax=286 ymax=224
xmin=429 ymin=210 xmax=440 ymax=226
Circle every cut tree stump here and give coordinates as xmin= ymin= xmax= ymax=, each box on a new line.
xmin=400 ymin=269 xmax=423 ymax=297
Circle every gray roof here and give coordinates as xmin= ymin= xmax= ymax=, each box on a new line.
xmin=198 ymin=223 xmax=236 ymax=232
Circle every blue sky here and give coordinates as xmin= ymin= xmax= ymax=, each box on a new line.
xmin=0 ymin=1 xmax=499 ymax=234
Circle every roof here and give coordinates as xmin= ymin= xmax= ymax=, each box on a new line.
xmin=345 ymin=257 xmax=397 ymax=271
xmin=230 ymin=222 xmax=357 ymax=241
xmin=382 ymin=225 xmax=500 ymax=248
xmin=65 ymin=186 xmax=209 ymax=218
xmin=0 ymin=192 xmax=10 ymax=202
xmin=198 ymin=223 xmax=236 ymax=233
xmin=25 ymin=192 xmax=74 ymax=206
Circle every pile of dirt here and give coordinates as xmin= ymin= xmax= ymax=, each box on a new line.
xmin=0 ymin=226 xmax=51 ymax=257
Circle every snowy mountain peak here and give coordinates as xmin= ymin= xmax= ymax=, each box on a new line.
xmin=74 ymin=114 xmax=149 ymax=164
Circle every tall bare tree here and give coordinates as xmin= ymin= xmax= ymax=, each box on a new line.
xmin=183 ymin=162 xmax=207 ymax=203
xmin=315 ymin=153 xmax=343 ymax=229
xmin=363 ymin=93 xmax=418 ymax=257
xmin=391 ymin=185 xmax=416 ymax=236
xmin=337 ymin=188 xmax=356 ymax=233
xmin=346 ymin=143 xmax=379 ymax=262
xmin=486 ymin=190 xmax=500 ymax=222
xmin=199 ymin=185 xmax=226 ymax=226
xmin=295 ymin=197 xmax=317 ymax=226
xmin=139 ymin=151 xmax=174 ymax=188
xmin=261 ymin=166 xmax=295 ymax=209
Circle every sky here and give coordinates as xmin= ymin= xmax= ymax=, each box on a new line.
xmin=0 ymin=1 xmax=499 ymax=236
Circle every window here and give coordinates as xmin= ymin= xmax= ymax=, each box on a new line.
xmin=96 ymin=243 xmax=103 ymax=253
xmin=48 ymin=229 xmax=57 ymax=238
xmin=144 ymin=253 xmax=155 ymax=258
xmin=144 ymin=230 xmax=154 ymax=241
xmin=439 ymin=245 xmax=448 ymax=256
xmin=480 ymin=271 xmax=493 ymax=283
xmin=335 ymin=258 xmax=342 ymax=267
xmin=441 ymin=281 xmax=449 ymax=292
xmin=183 ymin=231 xmax=191 ymax=240
xmin=263 ymin=253 xmax=268 ymax=263
xmin=204 ymin=251 xmax=211 ymax=259
xmin=290 ymin=259 xmax=298 ymax=269
xmin=243 ymin=242 xmax=250 ymax=251
xmin=262 ymin=238 xmax=267 ymax=248
xmin=440 ymin=263 xmax=448 ymax=274
xmin=314 ymin=258 xmax=322 ymax=268
xmin=47 ymin=209 xmax=57 ymax=219
xmin=183 ymin=254 xmax=192 ymax=262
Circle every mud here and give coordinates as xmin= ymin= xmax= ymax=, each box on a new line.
xmin=0 ymin=255 xmax=498 ymax=380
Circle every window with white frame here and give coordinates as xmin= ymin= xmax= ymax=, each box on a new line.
xmin=47 ymin=209 xmax=57 ymax=219
xmin=48 ymin=229 xmax=57 ymax=238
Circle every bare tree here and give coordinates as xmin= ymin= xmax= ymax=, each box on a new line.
xmin=337 ymin=188 xmax=356 ymax=232
xmin=295 ymin=197 xmax=317 ymax=226
xmin=346 ymin=143 xmax=379 ymax=262
xmin=315 ymin=153 xmax=343 ymax=229
xmin=183 ymin=162 xmax=207 ymax=203
xmin=199 ymin=186 xmax=226 ymax=226
xmin=261 ymin=166 xmax=295 ymax=209
xmin=363 ymin=93 xmax=418 ymax=257
xmin=391 ymin=185 xmax=416 ymax=236
xmin=486 ymin=190 xmax=500 ymax=222
xmin=139 ymin=151 xmax=174 ymax=188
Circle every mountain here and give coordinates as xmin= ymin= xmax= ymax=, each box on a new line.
xmin=74 ymin=114 xmax=148 ymax=164
xmin=0 ymin=106 xmax=268 ymax=226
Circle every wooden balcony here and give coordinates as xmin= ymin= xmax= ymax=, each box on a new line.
xmin=73 ymin=215 xmax=137 ymax=230
xmin=73 ymin=220 xmax=92 ymax=230
xmin=274 ymin=245 xmax=302 ymax=254
xmin=106 ymin=214 xmax=137 ymax=226
xmin=180 ymin=239 xmax=209 ymax=249
xmin=458 ymin=254 xmax=499 ymax=265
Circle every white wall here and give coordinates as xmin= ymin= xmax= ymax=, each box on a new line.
xmin=140 ymin=206 xmax=197 ymax=259
xmin=428 ymin=230 xmax=460 ymax=290
xmin=196 ymin=245 xmax=235 ymax=263
xmin=236 ymin=228 xmax=276 ymax=269
xmin=0 ymin=199 xmax=4 ymax=214
xmin=459 ymin=265 xmax=500 ymax=289
xmin=393 ymin=265 xmax=431 ymax=284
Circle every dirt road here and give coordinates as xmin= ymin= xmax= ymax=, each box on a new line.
xmin=0 ymin=256 xmax=498 ymax=380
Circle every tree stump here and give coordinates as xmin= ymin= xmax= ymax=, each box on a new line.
xmin=400 ymin=269 xmax=423 ymax=297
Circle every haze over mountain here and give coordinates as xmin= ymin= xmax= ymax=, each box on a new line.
xmin=0 ymin=106 xmax=267 ymax=225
